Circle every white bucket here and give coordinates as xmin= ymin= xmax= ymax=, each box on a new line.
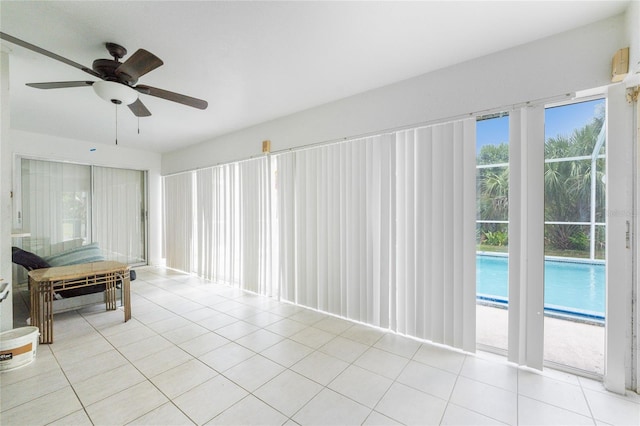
xmin=0 ymin=326 xmax=40 ymax=372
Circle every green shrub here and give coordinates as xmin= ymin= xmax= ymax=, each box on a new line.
xmin=569 ymin=231 xmax=589 ymax=251
xmin=483 ymin=230 xmax=508 ymax=246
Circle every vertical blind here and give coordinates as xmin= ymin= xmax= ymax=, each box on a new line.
xmin=194 ymin=165 xmax=238 ymax=283
xmin=276 ymin=122 xmax=476 ymax=350
xmin=394 ymin=122 xmax=476 ymax=350
xmin=93 ymin=166 xmax=146 ymax=264
xmin=21 ymin=159 xmax=91 ymax=256
xmin=239 ymin=158 xmax=274 ymax=296
xmin=166 ymin=158 xmax=273 ymax=293
xmin=276 ymin=135 xmax=396 ymax=328
xmin=163 ymin=171 xmax=194 ymax=272
xmin=164 ymin=118 xmax=476 ymax=351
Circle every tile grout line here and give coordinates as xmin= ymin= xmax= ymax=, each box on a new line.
xmin=577 ymin=377 xmax=599 ymax=426
xmin=438 ymin=364 xmax=463 ymax=425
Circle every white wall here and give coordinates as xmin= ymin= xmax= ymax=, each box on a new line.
xmin=163 ymin=13 xmax=626 ymax=175
xmin=625 ymin=1 xmax=639 ymax=78
xmin=9 ymin=129 xmax=164 ymax=267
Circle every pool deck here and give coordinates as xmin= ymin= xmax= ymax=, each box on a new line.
xmin=477 ymin=304 xmax=604 ymax=375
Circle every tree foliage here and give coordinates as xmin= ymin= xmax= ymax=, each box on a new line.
xmin=477 ymin=143 xmax=509 ymax=166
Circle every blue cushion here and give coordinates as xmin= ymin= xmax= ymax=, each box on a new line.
xmin=44 ymin=242 xmax=105 ymax=267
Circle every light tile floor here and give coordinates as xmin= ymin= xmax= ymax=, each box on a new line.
xmin=2 ymin=267 xmax=639 ymax=425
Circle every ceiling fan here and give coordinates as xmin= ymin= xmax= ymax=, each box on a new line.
xmin=0 ymin=32 xmax=208 ymax=117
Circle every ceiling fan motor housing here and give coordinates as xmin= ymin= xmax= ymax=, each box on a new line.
xmin=92 ymin=58 xmax=137 ymax=85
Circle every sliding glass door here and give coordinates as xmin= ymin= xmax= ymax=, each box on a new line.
xmin=543 ymin=98 xmax=606 ymax=374
xmin=475 ymin=113 xmax=509 ymax=352
xmin=19 ymin=158 xmax=147 ymax=266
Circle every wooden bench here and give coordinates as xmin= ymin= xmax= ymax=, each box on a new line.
xmin=28 ymin=261 xmax=131 ymax=343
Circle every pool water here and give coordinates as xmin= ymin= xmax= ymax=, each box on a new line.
xmin=476 ymin=254 xmax=605 ymax=319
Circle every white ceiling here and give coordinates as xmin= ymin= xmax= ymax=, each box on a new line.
xmin=0 ymin=1 xmax=630 ymax=153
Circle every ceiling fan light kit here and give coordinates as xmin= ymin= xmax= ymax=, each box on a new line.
xmin=92 ymin=80 xmax=138 ymax=105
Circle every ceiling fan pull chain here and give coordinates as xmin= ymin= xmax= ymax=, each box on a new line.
xmin=138 ymin=116 xmax=140 ymax=135
xmin=115 ymin=104 xmax=118 ymax=145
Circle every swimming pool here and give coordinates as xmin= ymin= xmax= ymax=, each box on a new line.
xmin=476 ymin=254 xmax=605 ymax=321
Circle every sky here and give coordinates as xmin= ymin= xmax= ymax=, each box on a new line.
xmin=476 ymin=98 xmax=605 ymax=154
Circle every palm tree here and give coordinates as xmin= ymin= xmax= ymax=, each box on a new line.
xmin=544 ymin=115 xmax=605 ymax=252
xmin=477 ymin=145 xmax=509 ymax=246
xmin=477 ymin=109 xmax=605 ymax=255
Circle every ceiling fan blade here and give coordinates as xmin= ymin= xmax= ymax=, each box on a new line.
xmin=128 ymin=98 xmax=152 ymax=117
xmin=0 ymin=32 xmax=101 ymax=79
xmin=26 ymin=81 xmax=94 ymax=89
xmin=115 ymin=49 xmax=163 ymax=82
xmin=135 ymin=85 xmax=208 ymax=110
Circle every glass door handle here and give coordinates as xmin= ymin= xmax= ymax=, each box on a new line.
xmin=626 ymin=220 xmax=630 ymax=249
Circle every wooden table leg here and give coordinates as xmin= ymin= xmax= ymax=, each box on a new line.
xmin=30 ymin=277 xmax=53 ymax=344
xmin=123 ymin=273 xmax=131 ymax=322
xmin=29 ymin=276 xmax=41 ymax=341
xmin=44 ymin=282 xmax=53 ymax=343
xmin=105 ymin=272 xmax=117 ymax=311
